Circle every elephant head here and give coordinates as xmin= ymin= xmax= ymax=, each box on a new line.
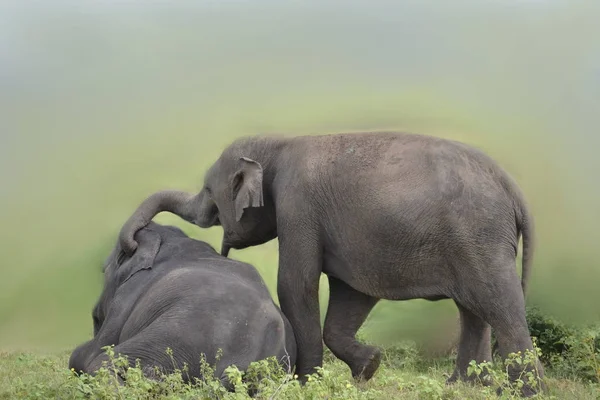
xmin=94 ymin=227 xmax=162 ymax=337
xmin=118 ymin=138 xmax=280 ymax=257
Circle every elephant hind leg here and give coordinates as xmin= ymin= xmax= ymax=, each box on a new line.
xmin=323 ymin=276 xmax=380 ymax=381
xmin=81 ymin=352 xmax=127 ymax=384
xmin=455 ymin=263 xmax=545 ymax=397
xmin=447 ymin=303 xmax=492 ymax=385
xmin=69 ymin=340 xmax=99 ymax=376
xmin=69 ymin=341 xmax=127 ymax=382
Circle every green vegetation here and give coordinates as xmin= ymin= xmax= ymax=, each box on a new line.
xmin=2 ymin=307 xmax=599 ymax=399
xmin=2 ymin=320 xmax=599 ymax=400
xmin=523 ymin=307 xmax=600 ymax=384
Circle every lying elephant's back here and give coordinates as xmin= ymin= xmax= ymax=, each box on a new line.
xmin=152 ymin=238 xmax=270 ymax=287
xmin=124 ymin=262 xmax=278 ymax=325
xmin=118 ymin=264 xmax=292 ymax=365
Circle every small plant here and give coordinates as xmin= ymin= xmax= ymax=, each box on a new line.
xmin=467 ymin=340 xmax=546 ymax=399
xmin=414 ymin=375 xmax=445 ymax=399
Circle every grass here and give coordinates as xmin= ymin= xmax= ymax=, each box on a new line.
xmin=1 ymin=342 xmax=598 ymax=400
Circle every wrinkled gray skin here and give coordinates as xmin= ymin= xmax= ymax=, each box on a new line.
xmin=119 ymin=132 xmax=545 ymax=396
xmin=70 ymin=222 xmax=296 ymax=388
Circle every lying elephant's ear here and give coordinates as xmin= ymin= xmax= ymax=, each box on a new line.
xmin=232 ymin=157 xmax=264 ymax=222
xmin=119 ymin=229 xmax=161 ymax=284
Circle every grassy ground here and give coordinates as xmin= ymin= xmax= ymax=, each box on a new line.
xmin=1 ymin=345 xmax=598 ymax=400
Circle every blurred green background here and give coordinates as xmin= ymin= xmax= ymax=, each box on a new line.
xmin=1 ymin=0 xmax=599 ymax=354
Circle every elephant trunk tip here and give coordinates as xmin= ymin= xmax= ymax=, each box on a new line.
xmin=221 ymin=242 xmax=231 ymax=258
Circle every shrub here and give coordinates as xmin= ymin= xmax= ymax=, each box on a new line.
xmin=62 ymin=346 xmax=385 ymax=400
xmin=491 ymin=306 xmax=600 ymax=383
xmin=467 ymin=345 xmax=546 ymax=399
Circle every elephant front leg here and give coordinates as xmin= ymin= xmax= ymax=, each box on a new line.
xmin=277 ymin=227 xmax=324 ymax=382
xmin=323 ymin=276 xmax=381 ymax=381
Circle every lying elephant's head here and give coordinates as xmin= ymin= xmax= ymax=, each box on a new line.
xmin=119 ymin=137 xmax=280 ymax=257
xmin=94 ymin=226 xmax=163 ymax=336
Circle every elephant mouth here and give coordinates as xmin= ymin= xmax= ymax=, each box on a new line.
xmin=195 ymin=213 xmax=220 ymax=228
xmin=221 ymin=238 xmax=266 ymax=252
xmin=221 ymin=228 xmax=277 ymax=257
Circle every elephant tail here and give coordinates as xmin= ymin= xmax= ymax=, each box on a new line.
xmin=499 ymin=167 xmax=535 ymax=297
xmin=515 ymin=192 xmax=535 ymax=297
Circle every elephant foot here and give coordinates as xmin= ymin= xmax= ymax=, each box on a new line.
xmin=446 ymin=367 xmax=492 ymax=387
xmin=497 ymin=385 xmax=537 ymax=398
xmin=445 ymin=371 xmax=459 ymax=385
xmin=351 ymin=346 xmax=382 ymax=382
xmin=495 ymin=379 xmax=547 ymax=398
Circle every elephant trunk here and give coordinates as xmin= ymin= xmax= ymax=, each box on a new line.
xmin=220 ymin=239 xmax=231 ymax=258
xmin=118 ymin=189 xmax=215 ymax=255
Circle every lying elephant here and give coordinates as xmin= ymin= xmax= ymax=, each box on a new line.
xmin=118 ymin=132 xmax=545 ymax=396
xmin=69 ymin=222 xmax=296 ymax=387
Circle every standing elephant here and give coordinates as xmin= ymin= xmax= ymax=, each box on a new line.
xmin=118 ymin=132 xmax=544 ymax=396
xmin=70 ymin=222 xmax=296 ymax=388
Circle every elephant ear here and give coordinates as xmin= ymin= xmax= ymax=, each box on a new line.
xmin=232 ymin=157 xmax=264 ymax=222
xmin=117 ymin=228 xmax=162 ymax=285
